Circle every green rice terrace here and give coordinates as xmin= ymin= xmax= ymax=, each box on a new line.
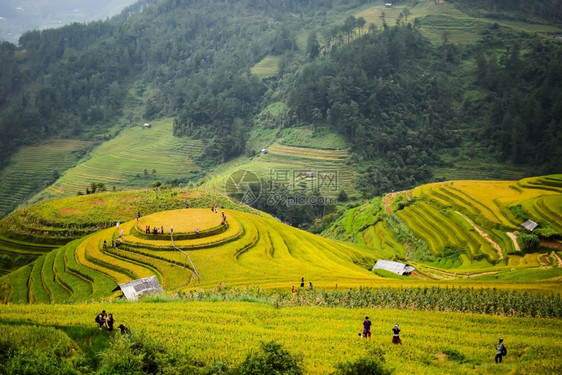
xmin=204 ymin=140 xmax=357 ymax=198
xmin=324 ymin=174 xmax=562 ymax=282
xmin=0 ymin=175 xmax=561 ymax=305
xmin=31 ymin=119 xmax=204 ymax=202
xmin=0 ymin=176 xmax=560 ymax=374
xmin=0 ymin=203 xmax=385 ymax=304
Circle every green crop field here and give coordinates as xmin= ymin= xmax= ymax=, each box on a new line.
xmin=325 ymin=175 xmax=562 ymax=278
xmin=0 ymin=176 xmax=560 ymax=374
xmin=251 ymin=55 xmax=280 ymax=77
xmin=203 ymin=141 xmax=357 ymax=198
xmin=0 ymin=299 xmax=560 ymax=374
xmin=354 ymin=1 xmax=562 ymax=45
xmin=0 ymin=207 xmax=388 ymax=303
xmin=0 ymin=139 xmax=92 ymax=218
xmin=2 ymin=175 xmax=561 ymax=305
xmin=0 ymin=188 xmax=262 ymax=276
xmin=31 ymin=119 xmax=204 ymax=202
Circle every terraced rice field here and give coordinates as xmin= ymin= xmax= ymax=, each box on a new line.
xmin=326 ymin=175 xmax=562 ymax=275
xmin=0 ymin=208 xmax=382 ymax=303
xmin=0 ymin=189 xmax=259 ymax=277
xmin=34 ymin=119 xmax=203 ymax=200
xmin=205 ymin=142 xmax=356 ymax=197
xmin=0 ymin=139 xmax=91 ymax=217
xmin=354 ymin=1 xmax=562 ymax=45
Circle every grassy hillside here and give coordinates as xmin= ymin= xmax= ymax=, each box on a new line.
xmin=32 ymin=119 xmax=204 ymax=202
xmin=3 ymin=0 xmax=560 ymax=218
xmin=2 ymin=180 xmax=561 ymax=304
xmin=324 ymin=175 xmax=562 ymax=278
xmin=0 ymin=139 xmax=91 ymax=217
xmin=354 ymin=0 xmax=562 ymax=44
xmin=0 ymin=301 xmax=560 ymax=374
xmin=0 ymin=207 xmax=386 ymax=303
xmin=0 ymin=188 xmax=260 ymax=277
xmin=204 ymin=140 xmax=357 ymax=198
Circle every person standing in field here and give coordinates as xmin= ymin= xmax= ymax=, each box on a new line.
xmin=300 ymin=277 xmax=304 ymax=287
xmin=362 ymin=317 xmax=372 ymax=338
xmin=392 ymin=324 xmax=402 ymax=344
xmin=309 ymin=281 xmax=313 ymax=290
xmin=291 ymin=286 xmax=295 ymax=296
xmin=495 ymin=338 xmax=506 ymax=363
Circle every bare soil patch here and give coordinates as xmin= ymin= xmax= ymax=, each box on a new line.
xmin=60 ymin=208 xmax=83 ymax=214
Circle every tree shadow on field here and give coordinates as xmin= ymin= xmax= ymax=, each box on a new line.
xmin=0 ymin=318 xmax=115 ymax=368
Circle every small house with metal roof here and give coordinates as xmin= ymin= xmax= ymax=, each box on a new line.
xmin=521 ymin=220 xmax=538 ymax=232
xmin=111 ymin=276 xmax=164 ymax=300
xmin=372 ymin=259 xmax=415 ymax=276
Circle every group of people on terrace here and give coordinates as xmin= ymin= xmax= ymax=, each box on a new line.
xmin=145 ymin=225 xmax=165 ymax=235
xmin=211 ymin=205 xmax=229 ymax=228
xmin=102 ymin=238 xmax=121 ymax=249
xmin=95 ymin=310 xmax=115 ymax=331
xmin=292 ymin=277 xmax=313 ymax=295
xmin=95 ymin=310 xmax=129 ymax=334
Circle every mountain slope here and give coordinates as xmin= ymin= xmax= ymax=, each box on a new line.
xmin=0 ymin=207 xmax=384 ymax=303
xmin=323 ymin=175 xmax=562 ymax=279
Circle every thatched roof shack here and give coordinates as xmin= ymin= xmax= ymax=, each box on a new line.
xmin=372 ymin=259 xmax=415 ymax=276
xmin=111 ymin=276 xmax=164 ymax=300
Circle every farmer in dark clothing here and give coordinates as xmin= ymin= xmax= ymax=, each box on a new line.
xmin=105 ymin=313 xmax=115 ymax=331
xmin=95 ymin=310 xmax=107 ymax=329
xmin=495 ymin=338 xmax=505 ymax=363
xmin=392 ymin=324 xmax=402 ymax=344
xmin=362 ymin=317 xmax=372 ymax=338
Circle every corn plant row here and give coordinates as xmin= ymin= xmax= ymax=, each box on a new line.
xmin=177 ymin=286 xmax=562 ymax=318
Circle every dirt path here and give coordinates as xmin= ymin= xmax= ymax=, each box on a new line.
xmin=542 ymin=240 xmax=562 ymax=250
xmin=454 ymin=212 xmax=505 ymax=260
xmin=507 ymin=232 xmax=521 ymax=252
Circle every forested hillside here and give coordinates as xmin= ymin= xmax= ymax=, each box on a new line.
xmin=0 ymin=0 xmax=561 ymax=217
xmin=0 ymin=0 xmax=369 ymax=171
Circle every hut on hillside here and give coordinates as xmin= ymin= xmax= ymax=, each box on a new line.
xmin=372 ymin=259 xmax=415 ymax=276
xmin=521 ymin=219 xmax=538 ymax=232
xmin=111 ymin=276 xmax=163 ymax=300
